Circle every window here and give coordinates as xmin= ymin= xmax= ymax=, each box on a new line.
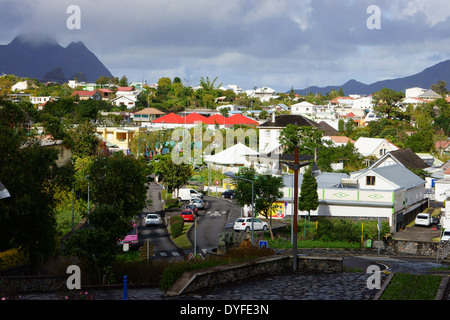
xmin=366 ymin=176 xmax=376 ymax=186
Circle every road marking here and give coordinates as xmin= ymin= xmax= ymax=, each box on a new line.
xmin=171 ymin=251 xmax=180 ymax=256
xmin=160 ymin=252 xmax=167 ymax=257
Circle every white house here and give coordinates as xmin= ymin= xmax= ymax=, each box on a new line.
xmin=111 ymin=95 xmax=138 ymax=109
xmin=406 ymin=87 xmax=426 ymax=98
xmin=434 ymin=168 xmax=450 ymax=202
xmin=227 ymin=84 xmax=244 ymax=95
xmin=258 ymin=114 xmax=318 ymax=154
xmin=11 ymin=81 xmax=28 ymax=91
xmin=245 ymin=87 xmax=279 ymax=102
xmin=111 ymin=87 xmax=142 ymax=109
xmin=279 ymin=164 xmax=427 ymax=232
xmin=368 ymin=148 xmax=429 ymax=170
xmin=291 ymin=101 xmax=316 ymax=117
xmin=352 ymin=96 xmax=374 ymax=111
xmin=30 ymin=96 xmax=58 ymax=105
xmin=353 ymin=137 xmax=399 ymax=159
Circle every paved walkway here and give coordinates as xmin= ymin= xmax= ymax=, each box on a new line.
xmin=18 ymin=271 xmax=387 ymax=301
xmin=18 ymin=254 xmax=448 ymax=301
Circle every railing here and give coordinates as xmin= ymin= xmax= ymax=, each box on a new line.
xmin=437 ymin=240 xmax=450 ymax=262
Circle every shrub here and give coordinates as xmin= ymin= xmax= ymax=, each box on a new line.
xmin=169 ymin=215 xmax=185 ymax=238
xmin=165 ymin=198 xmax=180 ymax=209
xmin=170 ymin=222 xmax=184 ymax=238
xmin=0 ymin=248 xmax=29 ymax=270
xmin=159 ymin=262 xmax=189 ymax=291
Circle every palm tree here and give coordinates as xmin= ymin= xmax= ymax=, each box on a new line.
xmin=199 ymin=76 xmax=222 ymax=94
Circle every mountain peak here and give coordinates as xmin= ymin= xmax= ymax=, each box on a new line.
xmin=10 ymin=33 xmax=59 ymax=48
xmin=0 ymin=33 xmax=113 ymax=83
xmin=292 ymin=60 xmax=450 ymax=95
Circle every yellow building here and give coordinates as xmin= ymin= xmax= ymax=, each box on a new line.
xmin=96 ymin=127 xmax=146 ymax=153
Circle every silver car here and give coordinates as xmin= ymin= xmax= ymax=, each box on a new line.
xmin=190 ymin=198 xmax=205 ymax=209
xmin=145 ymin=213 xmax=161 ymax=226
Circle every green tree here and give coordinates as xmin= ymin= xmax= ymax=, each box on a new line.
xmin=372 ymin=88 xmax=404 ymax=119
xmin=62 ymin=204 xmax=129 ymax=284
xmin=430 ymin=80 xmax=448 ymax=97
xmin=0 ymin=100 xmax=59 ymax=274
xmin=232 ymin=167 xmax=257 ymax=211
xmin=199 ymin=76 xmax=222 ymax=94
xmin=299 ymin=166 xmax=319 ymax=235
xmin=119 ymin=75 xmax=129 ymax=87
xmin=279 ymin=124 xmax=323 ymax=155
xmin=338 ymin=119 xmax=345 ymax=134
xmin=65 ymin=121 xmax=101 ymax=158
xmin=153 ymin=155 xmax=193 ymax=198
xmin=254 ymin=175 xmax=284 ymax=240
xmin=88 ymin=153 xmax=149 ymax=218
xmin=405 ymin=130 xmax=435 ymax=153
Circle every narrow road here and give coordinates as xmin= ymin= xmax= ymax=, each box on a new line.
xmin=138 ymin=181 xmax=184 ymax=260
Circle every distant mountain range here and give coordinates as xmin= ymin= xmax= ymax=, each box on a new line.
xmin=292 ymin=59 xmax=450 ymax=96
xmin=0 ymin=34 xmax=113 ymax=83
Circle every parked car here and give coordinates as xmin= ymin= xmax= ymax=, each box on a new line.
xmin=415 ymin=213 xmax=432 ymax=227
xmin=185 ymin=204 xmax=198 ymax=215
xmin=180 ymin=209 xmax=195 ymax=222
xmin=222 ymin=190 xmax=236 ymax=199
xmin=118 ymin=223 xmax=139 ymax=248
xmin=441 ymin=230 xmax=450 ymax=242
xmin=145 ymin=213 xmax=161 ymax=227
xmin=190 ymin=198 xmax=205 ymax=209
xmin=233 ymin=218 xmax=268 ymax=232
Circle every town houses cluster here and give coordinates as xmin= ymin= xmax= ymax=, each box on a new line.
xmin=4 ymin=76 xmax=450 ymax=234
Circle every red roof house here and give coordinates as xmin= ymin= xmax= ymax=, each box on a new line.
xmin=225 ymin=113 xmax=259 ymax=125
xmin=152 ymin=112 xmax=185 ymax=124
xmin=184 ymin=113 xmax=208 ymax=124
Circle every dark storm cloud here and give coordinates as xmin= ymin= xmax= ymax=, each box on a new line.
xmin=1 ymin=0 xmax=450 ymax=91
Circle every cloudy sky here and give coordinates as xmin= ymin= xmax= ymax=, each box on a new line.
xmin=1 ymin=0 xmax=450 ymax=92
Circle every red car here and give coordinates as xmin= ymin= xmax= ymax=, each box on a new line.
xmin=180 ymin=209 xmax=195 ymax=222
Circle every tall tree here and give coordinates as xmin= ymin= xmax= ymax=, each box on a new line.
xmin=65 ymin=121 xmax=101 ymax=158
xmin=88 ymin=153 xmax=149 ymax=218
xmin=0 ymin=100 xmax=59 ymax=274
xmin=371 ymin=88 xmax=404 ymax=119
xmin=299 ymin=166 xmax=319 ymax=235
xmin=199 ymin=76 xmax=222 ymax=94
xmin=154 ymin=155 xmax=193 ymax=198
xmin=232 ymin=167 xmax=257 ymax=212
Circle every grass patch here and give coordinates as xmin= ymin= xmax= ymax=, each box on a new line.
xmin=267 ymin=236 xmax=362 ymax=249
xmin=170 ymin=223 xmax=193 ymax=249
xmin=380 ymin=273 xmax=442 ymax=300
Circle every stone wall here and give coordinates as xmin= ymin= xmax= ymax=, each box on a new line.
xmin=383 ymin=239 xmax=440 ymax=256
xmin=165 ymin=254 xmax=343 ymax=297
xmin=0 ymin=275 xmax=67 ymax=294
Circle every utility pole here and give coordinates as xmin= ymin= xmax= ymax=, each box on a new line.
xmin=293 ymin=146 xmax=299 ymax=272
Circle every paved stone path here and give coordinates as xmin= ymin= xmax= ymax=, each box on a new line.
xmin=18 ymin=271 xmax=387 ymax=301
xmin=17 ymin=253 xmax=450 ymax=301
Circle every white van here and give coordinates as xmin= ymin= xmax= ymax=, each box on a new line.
xmin=177 ymin=188 xmax=203 ymax=201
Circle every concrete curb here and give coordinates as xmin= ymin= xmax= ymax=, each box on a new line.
xmin=372 ymin=272 xmax=395 ymax=300
xmin=435 ymin=276 xmax=449 ymax=300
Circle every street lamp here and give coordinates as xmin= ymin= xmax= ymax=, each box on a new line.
xmin=224 ymin=171 xmax=255 ymax=246
xmin=72 ymin=175 xmax=90 ymax=233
